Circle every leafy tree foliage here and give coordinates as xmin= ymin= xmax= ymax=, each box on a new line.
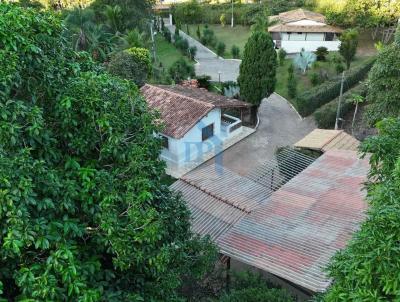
xmin=215 ymin=272 xmax=293 ymax=302
xmin=339 ymin=29 xmax=359 ymax=69
xmin=107 ymin=47 xmax=151 ymax=86
xmin=287 ymin=64 xmax=297 ymax=99
xmin=326 ymin=117 xmax=400 ymax=301
xmin=168 ymin=58 xmax=195 ymax=83
xmin=231 ymin=45 xmax=240 ymax=59
xmin=216 ymin=42 xmax=226 ymax=57
xmin=238 ymin=31 xmax=277 ymax=106
xmin=315 ymin=46 xmax=328 ymax=61
xmin=0 ymin=4 xmax=216 ymax=301
xmin=365 ymin=25 xmax=400 ymax=125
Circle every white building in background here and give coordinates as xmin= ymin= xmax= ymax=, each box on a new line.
xmin=140 ymin=83 xmax=253 ymax=178
xmin=268 ymin=9 xmax=343 ymax=53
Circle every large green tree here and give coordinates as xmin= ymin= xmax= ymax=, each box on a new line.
xmin=365 ymin=25 xmax=400 ymax=125
xmin=339 ymin=29 xmax=359 ymax=69
xmin=238 ymin=31 xmax=277 ymax=106
xmin=325 ymin=117 xmax=400 ymax=301
xmin=0 ymin=4 xmax=215 ymax=301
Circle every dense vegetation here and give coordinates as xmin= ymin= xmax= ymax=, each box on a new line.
xmin=0 ymin=4 xmax=216 ymax=300
xmin=325 ymin=117 xmax=400 ymax=301
xmin=365 ymin=25 xmax=400 ymax=125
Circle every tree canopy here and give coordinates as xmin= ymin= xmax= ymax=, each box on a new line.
xmin=0 ymin=3 xmax=215 ymax=301
xmin=325 ymin=117 xmax=400 ymax=301
xmin=365 ymin=25 xmax=400 ymax=125
xmin=238 ymin=31 xmax=277 ymax=106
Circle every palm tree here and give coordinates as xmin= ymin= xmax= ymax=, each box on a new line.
xmin=104 ymin=5 xmax=123 ymax=34
xmin=86 ymin=24 xmax=114 ymax=61
xmin=119 ymin=29 xmax=150 ymax=49
xmin=65 ymin=7 xmax=95 ymax=51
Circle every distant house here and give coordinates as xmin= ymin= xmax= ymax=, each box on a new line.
xmin=140 ymin=84 xmax=253 ymax=178
xmin=268 ymin=9 xmax=343 ymax=53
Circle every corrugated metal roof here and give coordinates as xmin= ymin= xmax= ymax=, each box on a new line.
xmin=294 ymin=129 xmax=359 ymax=152
xmin=217 ymin=150 xmax=369 ymax=293
xmin=170 ymin=164 xmax=272 ymax=241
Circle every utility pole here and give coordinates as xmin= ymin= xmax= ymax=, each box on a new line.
xmin=335 ymin=71 xmax=345 ymax=130
xmin=149 ymin=21 xmax=157 ymax=62
xmin=231 ymin=0 xmax=234 ymax=27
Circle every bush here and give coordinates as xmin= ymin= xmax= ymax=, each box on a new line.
xmin=196 ymin=25 xmax=201 ymax=39
xmin=108 ymin=47 xmax=151 ymax=86
xmin=309 ymin=72 xmax=320 ymax=86
xmin=216 ymin=41 xmax=226 ymax=57
xmin=231 ymin=45 xmax=240 ymax=58
xmin=175 ymin=38 xmax=189 ymax=53
xmin=220 ymin=13 xmax=226 ymax=26
xmin=296 ymin=57 xmax=376 ymax=116
xmin=287 ymin=64 xmax=297 ymax=99
xmin=168 ymin=58 xmax=195 ymax=83
xmin=335 ymin=63 xmax=345 ymax=74
xmin=195 ymin=75 xmax=211 ymax=89
xmin=278 ymin=48 xmax=287 ymax=65
xmin=314 ymin=84 xmax=367 ymax=128
xmin=163 ymin=28 xmax=171 ymax=42
xmin=315 ymin=46 xmax=328 ymax=61
xmin=202 ymin=25 xmax=216 ymax=46
xmin=188 ymin=45 xmax=197 ymax=60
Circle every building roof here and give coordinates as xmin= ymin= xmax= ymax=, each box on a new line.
xmin=294 ymin=129 xmax=360 ymax=152
xmin=140 ymin=84 xmax=250 ymax=139
xmin=278 ymin=9 xmax=326 ymax=24
xmin=170 ymin=164 xmax=272 ymax=241
xmin=268 ymin=23 xmax=343 ymax=33
xmin=217 ymin=150 xmax=369 ymax=293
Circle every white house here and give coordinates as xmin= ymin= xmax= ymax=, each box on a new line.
xmin=140 ymin=84 xmax=253 ymax=177
xmin=268 ymin=9 xmax=343 ymax=53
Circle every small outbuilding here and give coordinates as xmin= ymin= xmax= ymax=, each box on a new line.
xmin=268 ymin=9 xmax=343 ymax=53
xmin=141 ymin=84 xmax=254 ymax=178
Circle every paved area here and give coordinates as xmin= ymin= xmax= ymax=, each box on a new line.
xmin=192 ymin=93 xmax=316 ymax=176
xmin=166 ymin=126 xmax=255 ymax=178
xmin=166 ymin=24 xmax=241 ymax=82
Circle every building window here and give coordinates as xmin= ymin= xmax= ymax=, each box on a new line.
xmin=161 ymin=135 xmax=169 ymax=150
xmin=297 ymin=32 xmax=302 ymax=34
xmin=202 ymin=124 xmax=214 ymax=141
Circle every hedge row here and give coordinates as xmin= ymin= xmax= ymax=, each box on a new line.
xmin=296 ymin=57 xmax=376 ymax=117
xmin=313 ymin=84 xmax=367 ymax=129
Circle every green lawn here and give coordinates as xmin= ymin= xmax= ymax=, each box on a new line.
xmin=275 ymin=53 xmax=374 ymax=106
xmin=154 ymin=33 xmax=191 ymax=69
xmin=182 ymin=24 xmax=251 ymax=59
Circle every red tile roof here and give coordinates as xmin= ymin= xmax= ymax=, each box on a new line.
xmin=217 ymin=150 xmax=369 ymax=293
xmin=140 ymin=84 xmax=250 ymax=139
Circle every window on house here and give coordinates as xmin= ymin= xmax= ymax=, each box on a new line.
xmin=161 ymin=135 xmax=169 ymax=150
xmin=202 ymin=124 xmax=214 ymax=141
xmin=325 ymin=32 xmax=334 ymax=41
xmin=297 ymin=32 xmax=302 ymax=34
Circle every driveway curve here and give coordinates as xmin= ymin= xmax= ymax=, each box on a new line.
xmin=166 ymin=24 xmax=241 ymax=82
xmin=197 ymin=93 xmax=316 ymax=175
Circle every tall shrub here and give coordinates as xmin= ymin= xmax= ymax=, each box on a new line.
xmin=238 ymin=31 xmax=277 ymax=106
xmin=107 ymin=47 xmax=151 ymax=86
xmin=287 ymin=64 xmax=297 ymax=99
xmin=365 ymin=25 xmax=400 ymax=125
xmin=0 ymin=4 xmax=216 ymax=301
xmin=339 ymin=29 xmax=359 ymax=69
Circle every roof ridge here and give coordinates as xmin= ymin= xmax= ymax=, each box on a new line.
xmin=321 ymin=130 xmax=344 ymax=149
xmin=180 ymin=178 xmax=251 ymax=214
xmin=148 ymin=84 xmax=215 ymax=109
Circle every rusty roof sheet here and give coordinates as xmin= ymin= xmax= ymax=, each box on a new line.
xmin=170 ymin=164 xmax=272 ymax=241
xmin=140 ymin=84 xmax=250 ymax=139
xmin=294 ymin=129 xmax=360 ymax=152
xmin=217 ymin=150 xmax=369 ymax=293
xmin=278 ymin=9 xmax=326 ymax=23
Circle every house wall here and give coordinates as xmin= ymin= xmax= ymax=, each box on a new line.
xmin=286 ymin=20 xmax=326 ymax=26
xmin=279 ymin=40 xmax=340 ymax=53
xmin=281 ymin=32 xmax=325 ymax=41
xmin=160 ymin=108 xmax=223 ymax=166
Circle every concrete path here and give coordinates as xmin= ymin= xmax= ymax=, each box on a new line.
xmin=194 ymin=93 xmax=316 ymax=176
xmin=166 ymin=24 xmax=241 ymax=82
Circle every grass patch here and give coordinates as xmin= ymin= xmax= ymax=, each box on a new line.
xmin=182 ymin=24 xmax=251 ymax=58
xmin=154 ymin=33 xmax=192 ymax=70
xmin=275 ymin=53 xmax=374 ymax=107
xmin=161 ymin=174 xmax=177 ymax=186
